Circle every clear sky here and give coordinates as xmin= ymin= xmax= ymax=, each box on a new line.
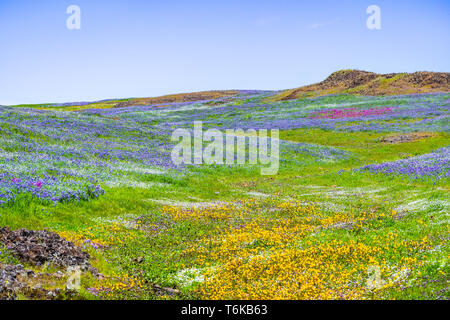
xmin=1 ymin=0 xmax=449 ymax=105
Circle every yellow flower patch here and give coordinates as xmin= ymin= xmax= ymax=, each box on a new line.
xmin=172 ymin=199 xmax=431 ymax=299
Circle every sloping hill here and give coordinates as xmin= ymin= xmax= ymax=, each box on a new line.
xmin=113 ymin=90 xmax=241 ymax=108
xmin=272 ymin=70 xmax=450 ymax=101
xmin=9 ymin=90 xmax=243 ymax=111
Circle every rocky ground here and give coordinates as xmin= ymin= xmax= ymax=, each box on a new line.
xmin=0 ymin=227 xmax=98 ymax=300
xmin=275 ymin=70 xmax=450 ymax=100
xmin=379 ymin=132 xmax=436 ymax=143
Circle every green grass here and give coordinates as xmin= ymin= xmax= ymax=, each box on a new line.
xmin=0 ymin=98 xmax=448 ymax=300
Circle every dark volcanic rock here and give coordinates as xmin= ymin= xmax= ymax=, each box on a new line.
xmin=0 ymin=263 xmax=31 ymax=300
xmin=0 ymin=227 xmax=97 ymax=274
xmin=0 ymin=263 xmax=66 ymax=300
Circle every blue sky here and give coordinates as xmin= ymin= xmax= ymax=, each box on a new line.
xmin=0 ymin=0 xmax=449 ymax=105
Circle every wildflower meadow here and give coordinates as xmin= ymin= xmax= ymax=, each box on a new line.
xmin=0 ymin=91 xmax=448 ymax=300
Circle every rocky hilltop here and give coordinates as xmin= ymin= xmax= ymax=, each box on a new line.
xmin=273 ymin=70 xmax=450 ymax=100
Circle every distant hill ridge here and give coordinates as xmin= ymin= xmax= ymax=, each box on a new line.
xmin=6 ymin=90 xmax=243 ymax=109
xmin=112 ymin=90 xmax=241 ymax=108
xmin=6 ymin=70 xmax=450 ymax=107
xmin=273 ymin=70 xmax=450 ymax=101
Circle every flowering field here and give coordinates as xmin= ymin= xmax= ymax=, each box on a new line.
xmin=0 ymin=92 xmax=449 ymax=300
xmin=359 ymin=146 xmax=449 ymax=181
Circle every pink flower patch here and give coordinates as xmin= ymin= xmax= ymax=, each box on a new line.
xmin=34 ymin=181 xmax=43 ymax=188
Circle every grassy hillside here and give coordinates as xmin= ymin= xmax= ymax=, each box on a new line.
xmin=0 ymin=87 xmax=448 ymax=300
xmin=8 ymin=90 xmax=245 ymax=112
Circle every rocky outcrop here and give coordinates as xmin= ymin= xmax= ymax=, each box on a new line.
xmin=274 ymin=70 xmax=450 ymax=100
